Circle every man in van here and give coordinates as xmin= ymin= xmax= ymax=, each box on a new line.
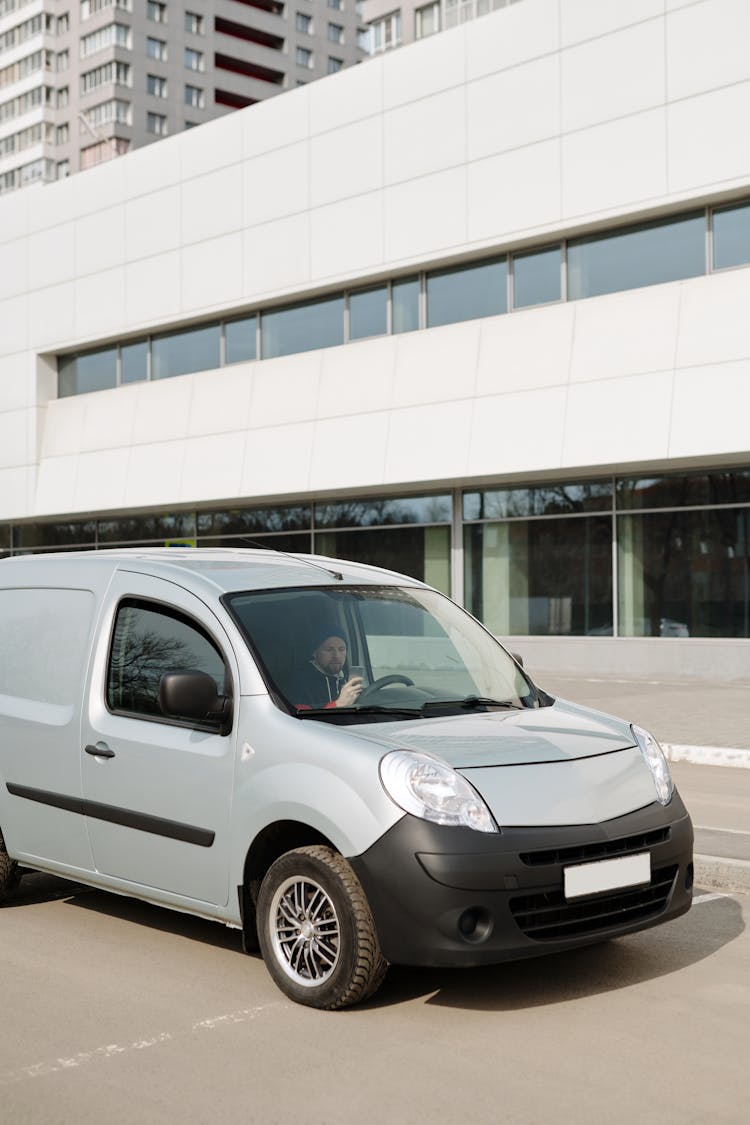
xmin=292 ymin=624 xmax=363 ymax=710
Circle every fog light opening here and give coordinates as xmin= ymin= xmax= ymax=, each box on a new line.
xmin=685 ymin=863 xmax=694 ymax=892
xmin=457 ymin=907 xmax=493 ymax=944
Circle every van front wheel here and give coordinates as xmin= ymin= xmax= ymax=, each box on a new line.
xmin=257 ymin=845 xmax=387 ymax=1010
xmin=0 ymin=829 xmax=19 ymax=904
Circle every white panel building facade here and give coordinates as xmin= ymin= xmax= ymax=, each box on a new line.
xmin=2 ymin=0 xmax=750 ymax=677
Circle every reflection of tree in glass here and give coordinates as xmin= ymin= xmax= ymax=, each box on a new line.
xmin=108 ymin=628 xmax=197 ymax=716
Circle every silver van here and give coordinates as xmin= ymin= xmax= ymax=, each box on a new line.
xmin=0 ymin=549 xmax=693 ymax=1009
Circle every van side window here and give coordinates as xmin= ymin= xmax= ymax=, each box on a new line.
xmin=107 ymin=599 xmax=227 ymax=722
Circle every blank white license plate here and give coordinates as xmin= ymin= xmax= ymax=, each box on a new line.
xmin=564 ymin=852 xmax=651 ymax=900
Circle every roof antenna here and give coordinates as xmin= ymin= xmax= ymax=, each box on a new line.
xmin=235 ymin=537 xmax=344 ymax=582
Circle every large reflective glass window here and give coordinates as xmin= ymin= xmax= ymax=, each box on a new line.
xmin=463 ymin=481 xmax=612 ymax=521
xmin=464 ymin=517 xmax=613 ymax=636
xmin=513 ymin=246 xmax=561 ymax=308
xmin=14 ymin=520 xmax=96 ymax=548
xmin=392 ymin=276 xmax=419 ymax=334
xmin=618 ymin=509 xmax=750 ymax=638
xmin=349 ymin=286 xmax=387 ymax=341
xmin=121 ymin=340 xmax=148 ymax=384
xmin=261 ymin=295 xmax=344 ymax=359
xmin=197 ymin=506 xmax=311 ymax=535
xmin=315 ymin=494 xmax=451 ymax=528
xmin=617 ymin=470 xmax=750 ymax=510
xmin=58 ymin=346 xmax=117 ymax=397
xmin=196 ymin=533 xmax=311 ymax=554
xmin=426 ymin=258 xmax=507 ymax=328
xmin=98 ymin=512 xmax=196 ymax=543
xmin=152 ymin=323 xmax=221 ymax=379
xmin=567 ymin=213 xmax=705 ymax=300
xmin=225 ymin=315 xmax=257 ymax=364
xmin=316 ymin=526 xmax=451 ymax=595
xmin=712 ymin=202 xmax=750 ymax=270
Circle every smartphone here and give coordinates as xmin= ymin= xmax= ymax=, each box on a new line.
xmin=350 ymin=665 xmax=367 ymax=685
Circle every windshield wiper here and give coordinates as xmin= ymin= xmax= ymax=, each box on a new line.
xmin=296 ymin=705 xmax=422 ymax=720
xmin=420 ymin=696 xmax=522 ymax=715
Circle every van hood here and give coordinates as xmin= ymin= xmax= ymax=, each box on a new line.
xmin=350 ymin=698 xmax=635 ymax=768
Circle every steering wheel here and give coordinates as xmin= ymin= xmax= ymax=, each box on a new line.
xmin=357 ymin=674 xmax=414 ymax=704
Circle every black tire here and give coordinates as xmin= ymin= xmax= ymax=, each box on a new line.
xmin=257 ymin=845 xmax=387 ymax=1010
xmin=0 ymin=828 xmax=19 ymax=904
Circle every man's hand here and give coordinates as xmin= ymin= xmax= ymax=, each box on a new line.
xmin=336 ymin=676 xmax=363 ymax=707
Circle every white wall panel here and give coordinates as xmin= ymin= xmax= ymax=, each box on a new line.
xmin=242 ymin=212 xmax=311 ymax=299
xmin=675 ymin=270 xmax=750 ymax=369
xmin=75 ymin=447 xmax=130 ymax=512
xmin=125 ymin=186 xmax=182 ymax=263
xmin=667 ymin=82 xmax=750 ymax=193
xmin=75 ymin=206 xmax=126 ymax=279
xmin=79 ymin=385 xmax=138 ymax=453
xmin=467 ymin=140 xmax=562 ymax=243
xmin=669 ymin=359 xmax=750 ymax=458
xmin=0 ymin=238 xmax=27 ymax=300
xmin=28 ymin=223 xmax=77 ymax=291
xmin=309 ymin=56 xmax=384 ymax=135
xmin=562 ymin=108 xmax=667 ymax=218
xmin=667 ymin=0 xmax=750 ymax=101
xmin=392 ymin=321 xmax=480 ymax=408
xmin=242 ymin=86 xmax=309 ymax=160
xmin=125 ymin=250 xmax=182 ymax=327
xmin=561 ymin=20 xmax=665 ymax=133
xmin=384 ymin=87 xmax=466 ymax=186
xmin=569 ymin=285 xmax=682 ymax=383
xmin=122 ymin=441 xmax=183 ymax=509
xmin=466 ymin=0 xmax=559 ymax=81
xmin=309 ymin=412 xmax=390 ymax=491
xmin=131 ymin=377 xmax=194 ymax=445
xmin=181 ymin=165 xmax=244 ymax=246
xmin=309 ymin=192 xmax=383 ymax=279
xmin=28 ymin=283 xmax=75 ymax=351
xmin=0 ymin=298 xmax=28 ymax=359
xmin=0 ymin=465 xmax=33 ymax=518
xmin=0 ymin=187 xmax=28 ymax=246
xmin=0 ymin=407 xmax=28 ymax=468
xmin=34 ymin=454 xmax=78 ymax=516
xmin=180 ymin=112 xmax=244 ymax=180
xmin=318 ymin=336 xmax=397 ymax=419
xmin=123 ymin=134 xmax=183 ymax=201
xmin=41 ymin=396 xmax=87 ymax=458
xmin=242 ymin=142 xmax=309 ymax=227
xmin=382 ymin=23 xmax=465 ymax=109
xmin=0 ymin=353 xmax=34 ymax=413
xmin=179 ymin=431 xmax=246 ymax=503
xmin=188 ymin=364 xmax=255 ymax=437
xmin=560 ymin=0 xmax=664 ymax=48
xmin=250 ymin=351 xmax=322 ymax=429
xmin=310 ymin=117 xmax=382 ymax=208
xmin=467 ymin=386 xmax=568 ymax=476
xmin=75 ymin=267 xmax=127 ymax=341
xmin=181 ymin=234 xmax=243 ymax=312
xmin=475 ymin=303 xmax=575 ymax=395
xmin=384 ymin=167 xmax=466 ymax=261
xmin=241 ymin=421 xmax=315 ymax=497
xmin=562 ymin=370 xmax=674 ymax=466
xmin=467 ymin=54 xmax=560 ymax=163
xmin=385 ymin=400 xmax=473 ymax=482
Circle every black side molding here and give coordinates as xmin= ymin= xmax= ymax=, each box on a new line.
xmin=5 ymin=783 xmax=215 ymax=848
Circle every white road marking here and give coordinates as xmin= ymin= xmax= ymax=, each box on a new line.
xmin=692 ymin=892 xmax=730 ymax=904
xmin=694 ymin=824 xmax=750 ymax=837
xmin=0 ymin=1004 xmax=280 ymax=1088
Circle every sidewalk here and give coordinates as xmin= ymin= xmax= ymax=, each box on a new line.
xmin=536 ymin=671 xmax=750 ymax=894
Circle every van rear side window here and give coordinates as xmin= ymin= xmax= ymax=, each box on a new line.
xmin=107 ymin=599 xmax=226 ymax=721
xmin=0 ymin=588 xmax=94 ymax=706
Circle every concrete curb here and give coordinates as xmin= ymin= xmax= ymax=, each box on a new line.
xmin=663 ymin=744 xmax=750 ymax=769
xmin=695 ymin=854 xmax=750 ymax=895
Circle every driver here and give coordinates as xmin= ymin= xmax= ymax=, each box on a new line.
xmin=292 ymin=624 xmax=363 ymax=710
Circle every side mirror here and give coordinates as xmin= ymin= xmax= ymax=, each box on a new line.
xmin=159 ymin=671 xmax=232 ymax=734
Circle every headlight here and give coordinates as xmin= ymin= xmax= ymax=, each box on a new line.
xmin=379 ymin=750 xmax=498 ymax=833
xmin=632 ymin=724 xmax=673 ymax=805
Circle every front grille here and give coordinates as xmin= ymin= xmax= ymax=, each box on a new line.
xmin=519 ymin=826 xmax=670 ymax=868
xmin=509 ymin=864 xmax=678 ymax=941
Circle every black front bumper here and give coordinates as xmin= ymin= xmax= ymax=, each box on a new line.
xmin=348 ymin=793 xmax=693 ymax=967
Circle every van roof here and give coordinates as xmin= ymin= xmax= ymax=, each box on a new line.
xmin=0 ymin=547 xmax=423 ymax=597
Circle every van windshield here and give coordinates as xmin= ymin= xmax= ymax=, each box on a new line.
xmin=225 ymin=585 xmax=539 ymax=721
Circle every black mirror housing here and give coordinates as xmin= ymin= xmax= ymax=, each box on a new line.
xmin=159 ymin=671 xmax=232 ymax=734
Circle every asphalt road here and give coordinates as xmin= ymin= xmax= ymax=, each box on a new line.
xmin=1 ymin=872 xmax=746 ymax=1124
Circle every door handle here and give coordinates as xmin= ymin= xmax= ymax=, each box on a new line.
xmin=84 ymin=743 xmax=115 ymax=759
